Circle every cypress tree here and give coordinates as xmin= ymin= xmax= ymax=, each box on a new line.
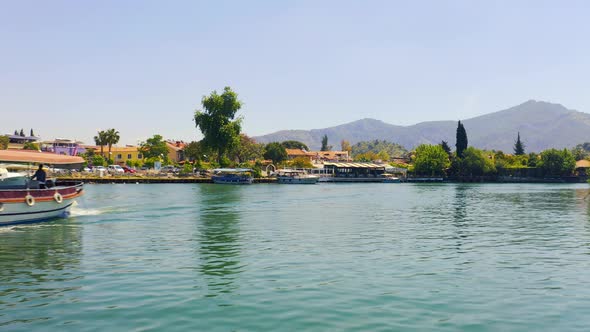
xmin=514 ymin=132 xmax=525 ymax=155
xmin=19 ymin=129 xmax=25 ymax=137
xmin=30 ymin=128 xmax=35 ymax=137
xmin=440 ymin=140 xmax=452 ymax=157
xmin=455 ymin=121 xmax=468 ymax=158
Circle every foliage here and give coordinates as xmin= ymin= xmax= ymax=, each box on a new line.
xmin=571 ymin=142 xmax=590 ymax=161
xmin=23 ymin=142 xmax=39 ymax=150
xmin=458 ymin=147 xmax=496 ymax=176
xmin=194 ymin=86 xmax=243 ymax=164
xmin=289 ymin=157 xmax=314 ymax=169
xmin=281 ymin=140 xmax=309 ymax=151
xmin=455 ymin=121 xmax=468 ymax=158
xmin=354 ymin=151 xmax=378 ymax=162
xmin=19 ymin=129 xmax=25 ymax=137
xmin=351 ymin=140 xmax=407 ymax=159
xmin=514 ymin=132 xmax=525 ymax=155
xmin=180 ymin=163 xmax=193 ymax=174
xmin=376 ymin=150 xmax=390 ymax=161
xmin=0 ymin=135 xmax=8 ymax=149
xmin=264 ymin=142 xmax=288 ymax=164
xmin=440 ymin=140 xmax=452 ymax=157
xmin=527 ymin=152 xmax=538 ymax=167
xmin=104 ymin=128 xmax=120 ymax=157
xmin=94 ymin=130 xmax=108 ymax=156
xmin=341 ymin=140 xmax=352 ymax=154
xmin=91 ymin=155 xmax=106 ymax=167
xmin=413 ymin=144 xmax=450 ymax=176
xmin=539 ymin=149 xmax=575 ymax=176
xmin=183 ymin=141 xmax=206 ymax=162
xmin=139 ymin=134 xmax=169 ymax=162
xmin=230 ymin=134 xmax=264 ymax=163
xmin=30 ymin=128 xmax=35 ymax=137
xmin=320 ymin=135 xmax=331 ymax=151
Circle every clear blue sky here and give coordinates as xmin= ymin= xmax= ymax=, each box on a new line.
xmin=2 ymin=0 xmax=589 ymax=145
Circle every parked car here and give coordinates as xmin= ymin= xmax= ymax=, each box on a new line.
xmin=83 ymin=167 xmax=92 ymax=173
xmin=160 ymin=165 xmax=180 ymax=173
xmin=107 ymin=165 xmax=125 ymax=174
xmin=94 ymin=166 xmax=107 ymax=174
xmin=122 ymin=165 xmax=136 ymax=173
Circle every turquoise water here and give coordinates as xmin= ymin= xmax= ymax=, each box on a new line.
xmin=1 ymin=183 xmax=590 ymax=331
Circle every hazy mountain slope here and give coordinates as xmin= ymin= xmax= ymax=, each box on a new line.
xmin=253 ymin=100 xmax=590 ymax=152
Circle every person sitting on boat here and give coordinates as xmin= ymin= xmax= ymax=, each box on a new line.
xmin=31 ymin=164 xmax=47 ymax=189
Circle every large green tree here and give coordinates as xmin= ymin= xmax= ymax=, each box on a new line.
xmin=455 ymin=121 xmax=468 ymax=158
xmin=539 ymin=148 xmax=575 ymax=176
xmin=194 ymin=87 xmax=243 ymax=164
xmin=140 ymin=134 xmax=169 ymax=162
xmin=94 ymin=130 xmax=108 ymax=156
xmin=413 ymin=144 xmax=450 ymax=176
xmin=514 ymin=132 xmax=525 ymax=155
xmin=264 ymin=142 xmax=288 ymax=165
xmin=459 ymin=147 xmax=496 ymax=176
xmin=183 ymin=141 xmax=206 ymax=162
xmin=281 ymin=140 xmax=309 ymax=151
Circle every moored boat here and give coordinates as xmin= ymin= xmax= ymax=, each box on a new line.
xmin=275 ymin=169 xmax=319 ymax=184
xmin=211 ymin=168 xmax=253 ymax=185
xmin=0 ymin=150 xmax=85 ymax=226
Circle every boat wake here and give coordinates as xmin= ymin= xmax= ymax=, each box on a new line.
xmin=69 ymin=206 xmax=105 ymax=217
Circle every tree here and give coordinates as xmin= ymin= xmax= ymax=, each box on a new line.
xmin=104 ymin=128 xmax=120 ymax=158
xmin=139 ymin=134 xmax=169 ymax=162
xmin=527 ymin=152 xmax=538 ymax=167
xmin=351 ymin=140 xmax=408 ymax=159
xmin=459 ymin=147 xmax=496 ymax=176
xmin=264 ymin=142 xmax=288 ymax=164
xmin=377 ymin=150 xmax=390 ymax=161
xmin=514 ymin=132 xmax=525 ymax=155
xmin=91 ymin=154 xmax=106 ymax=167
xmin=341 ymin=140 xmax=352 ymax=154
xmin=19 ymin=129 xmax=25 ymax=137
xmin=455 ymin=121 xmax=468 ymax=158
xmin=0 ymin=135 xmax=9 ymax=149
xmin=184 ymin=141 xmax=206 ymax=162
xmin=30 ymin=128 xmax=35 ymax=137
xmin=440 ymin=141 xmax=452 ymax=157
xmin=281 ymin=140 xmax=309 ymax=151
xmin=290 ymin=157 xmax=314 ymax=168
xmin=194 ymin=86 xmax=243 ymax=164
xmin=413 ymin=144 xmax=451 ymax=176
xmin=94 ymin=130 xmax=108 ymax=156
xmin=539 ymin=149 xmax=575 ymax=176
xmin=320 ymin=134 xmax=331 ymax=151
xmin=232 ymin=134 xmax=264 ymax=163
xmin=14 ymin=130 xmax=18 ymax=135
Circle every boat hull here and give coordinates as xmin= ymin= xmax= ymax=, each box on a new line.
xmin=277 ymin=176 xmax=319 ymax=184
xmin=0 ymin=183 xmax=83 ymax=226
xmin=212 ymin=175 xmax=253 ymax=185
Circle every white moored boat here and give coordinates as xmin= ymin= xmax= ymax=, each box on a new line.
xmin=275 ymin=169 xmax=319 ymax=184
xmin=0 ymin=150 xmax=85 ymax=226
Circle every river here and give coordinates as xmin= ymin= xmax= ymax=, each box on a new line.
xmin=1 ymin=183 xmax=589 ymax=331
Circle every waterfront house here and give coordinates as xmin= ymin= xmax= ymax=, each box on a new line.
xmin=285 ymin=148 xmax=315 ymax=161
xmin=5 ymin=134 xmax=40 ymax=149
xmin=310 ymin=150 xmax=350 ymax=162
xmin=166 ymin=141 xmax=186 ymax=163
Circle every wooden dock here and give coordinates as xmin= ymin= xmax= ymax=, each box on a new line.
xmin=57 ymin=176 xmax=277 ymax=184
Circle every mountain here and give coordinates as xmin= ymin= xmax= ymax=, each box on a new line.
xmin=253 ymin=100 xmax=590 ymax=152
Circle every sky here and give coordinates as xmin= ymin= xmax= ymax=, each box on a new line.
xmin=2 ymin=0 xmax=590 ymax=145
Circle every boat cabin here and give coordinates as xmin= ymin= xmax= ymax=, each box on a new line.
xmin=323 ymin=162 xmax=386 ymax=179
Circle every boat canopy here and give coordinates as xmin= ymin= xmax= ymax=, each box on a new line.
xmin=0 ymin=150 xmax=85 ymax=169
xmin=212 ymin=168 xmax=252 ymax=173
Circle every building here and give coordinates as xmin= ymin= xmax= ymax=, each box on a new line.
xmin=4 ymin=134 xmax=40 ymax=149
xmin=322 ymin=162 xmax=386 ymax=182
xmin=41 ymin=139 xmax=86 ymax=156
xmin=166 ymin=141 xmax=186 ymax=163
xmin=310 ymin=150 xmax=350 ymax=162
xmin=285 ymin=148 xmax=315 ymax=161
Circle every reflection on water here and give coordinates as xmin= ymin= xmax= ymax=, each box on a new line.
xmin=0 ymin=222 xmax=82 ymax=326
xmin=197 ymin=185 xmax=244 ymax=296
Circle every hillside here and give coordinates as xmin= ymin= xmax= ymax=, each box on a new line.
xmin=253 ymin=100 xmax=590 ymax=152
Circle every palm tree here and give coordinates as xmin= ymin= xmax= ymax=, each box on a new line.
xmin=94 ymin=130 xmax=108 ymax=156
xmin=105 ymin=128 xmax=120 ymax=159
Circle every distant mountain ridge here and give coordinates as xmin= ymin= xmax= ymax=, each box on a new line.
xmin=253 ymin=100 xmax=590 ymax=152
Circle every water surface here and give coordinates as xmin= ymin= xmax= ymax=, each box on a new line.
xmin=1 ymin=183 xmax=590 ymax=331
